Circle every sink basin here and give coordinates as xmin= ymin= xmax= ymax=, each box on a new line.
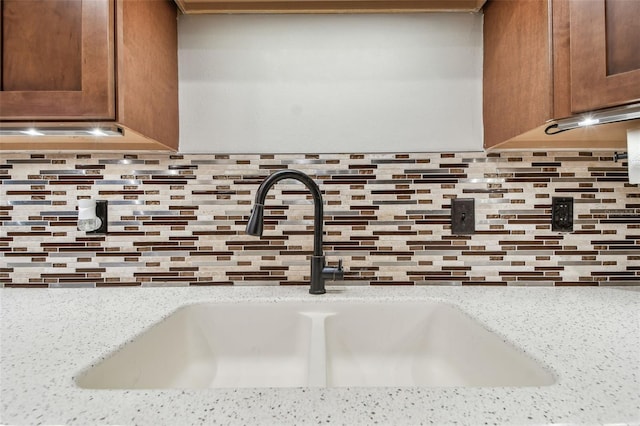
xmin=75 ymin=301 xmax=555 ymax=389
xmin=324 ymin=303 xmax=554 ymax=387
xmin=75 ymin=304 xmax=313 ymax=389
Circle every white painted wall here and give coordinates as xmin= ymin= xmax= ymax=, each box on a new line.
xmin=178 ymin=13 xmax=483 ymax=153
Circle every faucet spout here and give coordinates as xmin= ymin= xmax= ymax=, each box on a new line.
xmin=246 ymin=170 xmax=343 ymax=294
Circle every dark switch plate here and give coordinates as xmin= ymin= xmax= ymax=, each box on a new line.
xmin=552 ymin=197 xmax=573 ymax=232
xmin=451 ymin=198 xmax=475 ymax=235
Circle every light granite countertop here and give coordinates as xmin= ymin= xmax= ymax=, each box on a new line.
xmin=1 ymin=286 xmax=639 ymax=425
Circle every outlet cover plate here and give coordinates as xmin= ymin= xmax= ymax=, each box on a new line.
xmin=87 ymin=200 xmax=108 ymax=235
xmin=552 ymin=197 xmax=573 ymax=232
xmin=451 ymin=198 xmax=475 ymax=235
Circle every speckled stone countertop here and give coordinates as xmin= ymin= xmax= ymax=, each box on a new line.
xmin=1 ymin=286 xmax=639 ymax=425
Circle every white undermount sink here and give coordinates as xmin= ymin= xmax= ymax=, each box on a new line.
xmin=75 ymin=301 xmax=555 ymax=389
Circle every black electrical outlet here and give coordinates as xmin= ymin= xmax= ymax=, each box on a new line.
xmin=451 ymin=198 xmax=475 ymax=235
xmin=552 ymin=197 xmax=573 ymax=232
xmin=88 ymin=200 xmax=109 ymax=235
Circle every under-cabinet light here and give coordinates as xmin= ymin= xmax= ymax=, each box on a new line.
xmin=545 ymin=103 xmax=640 ymax=135
xmin=20 ymin=128 xmax=45 ymax=136
xmin=88 ymin=128 xmax=110 ymax=137
xmin=577 ymin=117 xmax=600 ymax=127
xmin=0 ymin=126 xmax=123 ymax=137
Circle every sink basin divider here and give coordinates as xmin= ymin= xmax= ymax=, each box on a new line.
xmin=301 ymin=311 xmax=335 ymax=388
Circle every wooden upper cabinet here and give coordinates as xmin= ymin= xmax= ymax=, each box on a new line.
xmin=0 ymin=0 xmax=179 ymax=151
xmin=569 ymin=0 xmax=640 ymax=112
xmin=174 ymin=0 xmax=487 ymax=14
xmin=483 ymin=0 xmax=640 ymax=150
xmin=483 ymin=0 xmax=554 ymax=149
xmin=1 ymin=0 xmax=115 ymax=120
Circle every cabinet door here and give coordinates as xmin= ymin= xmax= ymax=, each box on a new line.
xmin=0 ymin=0 xmax=115 ymax=120
xmin=569 ymin=0 xmax=640 ymax=112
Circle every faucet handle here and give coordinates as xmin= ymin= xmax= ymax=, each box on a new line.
xmin=335 ymin=258 xmax=344 ymax=281
xmin=320 ymin=258 xmax=344 ymax=284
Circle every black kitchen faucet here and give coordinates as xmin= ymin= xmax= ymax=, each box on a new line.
xmin=246 ymin=170 xmax=344 ymax=294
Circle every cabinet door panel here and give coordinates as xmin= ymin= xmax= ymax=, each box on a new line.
xmin=569 ymin=0 xmax=640 ymax=112
xmin=605 ymin=0 xmax=640 ymax=75
xmin=0 ymin=0 xmax=115 ymax=120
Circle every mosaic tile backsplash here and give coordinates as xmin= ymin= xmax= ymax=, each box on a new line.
xmin=1 ymin=151 xmax=638 ymax=287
